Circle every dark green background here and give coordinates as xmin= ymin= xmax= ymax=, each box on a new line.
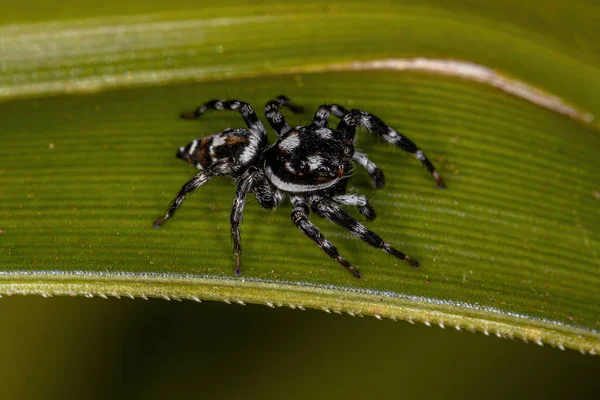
xmin=1 ymin=296 xmax=598 ymax=399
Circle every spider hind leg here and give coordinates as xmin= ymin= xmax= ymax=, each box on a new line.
xmin=310 ymin=197 xmax=419 ymax=268
xmin=291 ymin=197 xmax=361 ymax=278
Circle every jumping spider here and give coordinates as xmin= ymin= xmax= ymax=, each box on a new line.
xmin=154 ymin=96 xmax=444 ymax=278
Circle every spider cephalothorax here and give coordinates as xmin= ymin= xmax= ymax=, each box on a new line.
xmin=154 ymin=96 xmax=445 ymax=278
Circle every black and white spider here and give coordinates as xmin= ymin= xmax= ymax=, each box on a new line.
xmin=153 ymin=96 xmax=444 ymax=278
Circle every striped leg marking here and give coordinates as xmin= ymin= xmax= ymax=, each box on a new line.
xmin=337 ymin=109 xmax=445 ymax=188
xmin=310 ymin=198 xmax=419 ymax=268
xmin=230 ymin=170 xmax=256 ymax=276
xmin=251 ymin=170 xmax=282 ymax=210
xmin=153 ymin=167 xmax=221 ymax=228
xmin=313 ymin=104 xmax=348 ymax=127
xmin=332 ymin=193 xmax=376 ymax=220
xmin=353 ymin=151 xmax=385 ymax=189
xmin=264 ymin=95 xmax=304 ymax=138
xmin=181 ymin=99 xmax=266 ymax=139
xmin=291 ymin=196 xmax=361 ymax=278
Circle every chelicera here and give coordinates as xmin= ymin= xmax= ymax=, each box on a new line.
xmin=153 ymin=96 xmax=445 ymax=278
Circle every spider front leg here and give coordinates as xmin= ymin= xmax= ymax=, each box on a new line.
xmin=153 ymin=166 xmax=222 ymax=228
xmin=291 ymin=196 xmax=361 ymax=278
xmin=353 ymin=151 xmax=385 ymax=189
xmin=313 ymin=104 xmax=348 ymax=127
xmin=332 ymin=193 xmax=376 ymax=220
xmin=338 ymin=109 xmax=445 ymax=188
xmin=314 ymin=105 xmax=385 ymax=188
xmin=264 ymin=95 xmax=304 ymax=138
xmin=310 ymin=197 xmax=419 ymax=268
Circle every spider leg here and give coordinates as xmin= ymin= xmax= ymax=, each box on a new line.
xmin=153 ymin=166 xmax=222 ymax=228
xmin=290 ymin=196 xmax=361 ymax=278
xmin=313 ymin=104 xmax=348 ymax=127
xmin=230 ymin=169 xmax=257 ymax=276
xmin=353 ymin=151 xmax=385 ymax=189
xmin=313 ymin=105 xmax=385 ymax=189
xmin=332 ymin=194 xmax=376 ymax=220
xmin=251 ymin=169 xmax=283 ymax=210
xmin=180 ymin=99 xmax=266 ymax=141
xmin=264 ymin=95 xmax=304 ymax=138
xmin=337 ymin=109 xmax=445 ymax=188
xmin=310 ymin=197 xmax=419 ymax=268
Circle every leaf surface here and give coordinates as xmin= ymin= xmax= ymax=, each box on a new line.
xmin=1 ymin=0 xmax=599 ymax=354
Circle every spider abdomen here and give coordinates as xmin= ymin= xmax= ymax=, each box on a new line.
xmin=176 ymin=128 xmax=255 ymax=174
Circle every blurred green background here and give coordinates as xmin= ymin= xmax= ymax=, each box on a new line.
xmin=0 ymin=296 xmax=598 ymax=399
xmin=1 ymin=0 xmax=599 ymax=398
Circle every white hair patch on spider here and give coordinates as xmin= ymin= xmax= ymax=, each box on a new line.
xmin=279 ymin=134 xmax=301 ymax=152
xmin=360 ymin=115 xmax=373 ymax=130
xmin=353 ymin=151 xmax=379 ymax=175
xmin=349 ymin=222 xmax=368 ymax=236
xmin=188 ymin=139 xmax=198 ymax=155
xmin=238 ymin=129 xmax=263 ymax=165
xmin=315 ymin=127 xmax=333 ymax=139
xmin=211 ymin=134 xmax=226 ymax=148
xmin=274 ymin=190 xmax=285 ymax=204
xmin=249 ymin=124 xmax=266 ymax=141
xmin=284 ymin=161 xmax=295 ymax=173
xmin=239 ymin=146 xmax=256 ymax=165
xmin=306 ymin=155 xmax=324 ymax=170
xmin=268 ymin=111 xmax=282 ymax=123
xmin=334 ymin=194 xmax=368 ymax=207
xmin=265 ymin=165 xmax=339 ymax=193
xmin=316 ymin=109 xmax=329 ymax=120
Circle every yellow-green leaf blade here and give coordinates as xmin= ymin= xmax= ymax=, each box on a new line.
xmin=2 ymin=71 xmax=599 ymax=353
xmin=1 ymin=0 xmax=599 ymax=355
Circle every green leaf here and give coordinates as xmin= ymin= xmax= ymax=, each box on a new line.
xmin=1 ymin=0 xmax=599 ymax=354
